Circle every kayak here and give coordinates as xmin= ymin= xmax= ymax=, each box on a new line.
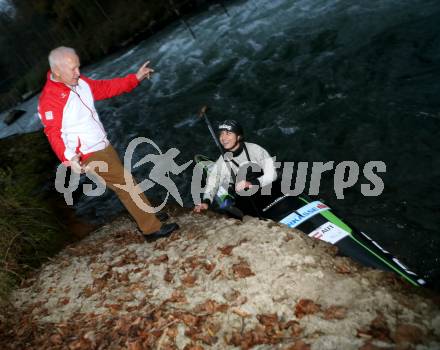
xmin=195 ymin=154 xmax=426 ymax=287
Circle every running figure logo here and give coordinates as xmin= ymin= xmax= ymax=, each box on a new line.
xmin=115 ymin=137 xmax=192 ymax=212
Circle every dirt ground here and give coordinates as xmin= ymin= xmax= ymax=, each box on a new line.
xmin=1 ymin=208 xmax=439 ymax=349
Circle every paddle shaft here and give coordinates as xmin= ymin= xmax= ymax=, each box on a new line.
xmin=200 ymin=108 xmax=224 ymax=156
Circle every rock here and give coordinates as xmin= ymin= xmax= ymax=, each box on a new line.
xmin=3 ymin=109 xmax=26 ymax=125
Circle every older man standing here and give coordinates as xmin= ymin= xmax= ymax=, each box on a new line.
xmin=38 ymin=46 xmax=178 ymax=241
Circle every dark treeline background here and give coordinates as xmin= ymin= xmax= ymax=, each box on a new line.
xmin=0 ymin=0 xmax=214 ymax=112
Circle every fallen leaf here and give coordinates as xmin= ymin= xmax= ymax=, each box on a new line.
xmin=142 ymin=332 xmax=160 ymax=347
xmin=218 ymin=245 xmax=235 ymax=256
xmin=232 ymin=261 xmax=254 ymax=278
xmin=226 ymin=326 xmax=277 ymax=349
xmin=93 ymin=277 xmax=108 ymax=291
xmin=114 ymin=316 xmax=131 ymax=334
xmin=58 ymin=297 xmax=70 ymax=306
xmin=290 ymin=322 xmax=303 ymax=337
xmin=181 ymin=274 xmax=197 ymax=287
xmin=151 ymin=254 xmax=169 ymax=265
xmin=181 ymin=313 xmax=199 ymax=327
xmin=126 ymin=304 xmax=141 ymax=313
xmin=294 ymin=299 xmax=321 ymax=318
xmin=185 ymin=326 xmax=201 ymax=339
xmin=105 ymin=303 xmax=122 ymax=313
xmin=226 ymin=331 xmax=243 ymax=347
xmin=164 ymin=268 xmax=173 ymax=283
xmin=153 ymin=309 xmax=164 ymax=322
xmin=168 ymin=290 xmax=187 ymax=303
xmin=392 ymin=324 xmax=424 ymax=344
xmin=335 ymin=261 xmax=352 ymax=274
xmin=116 ymin=294 xmax=135 ymax=303
xmin=284 ymin=234 xmax=294 ymax=242
xmin=257 ymin=313 xmax=278 ymax=327
xmin=126 ymin=340 xmax=143 ymax=350
xmin=49 ymin=333 xmax=63 ymax=345
xmin=68 ymin=339 xmax=88 ymax=350
xmin=192 ymin=333 xmax=217 ymax=345
xmin=282 ymin=320 xmax=298 ymax=330
xmin=167 ymin=326 xmax=178 ymax=338
xmin=205 ymin=321 xmax=222 ymax=336
xmin=116 ymin=271 xmax=130 ymax=283
xmin=81 ymin=286 xmax=95 ymax=298
xmin=357 ymin=312 xmax=391 ymax=342
xmin=183 ymin=256 xmax=203 ymax=270
xmin=369 ymin=312 xmax=391 ymax=342
xmin=196 ymin=299 xmax=229 ymax=314
xmin=323 ymin=306 xmax=347 ymax=320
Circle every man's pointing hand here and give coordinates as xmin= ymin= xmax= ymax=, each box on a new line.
xmin=136 ymin=60 xmax=155 ymax=82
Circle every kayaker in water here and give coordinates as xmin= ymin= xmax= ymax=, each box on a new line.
xmin=193 ymin=120 xmax=277 ymax=216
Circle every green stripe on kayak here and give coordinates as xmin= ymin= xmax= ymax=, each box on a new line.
xmin=320 ymin=211 xmax=353 ymax=233
xmin=297 ymin=197 xmax=419 ymax=286
xmin=298 ymin=197 xmax=352 ymax=233
xmin=347 ymin=234 xmax=419 ymax=287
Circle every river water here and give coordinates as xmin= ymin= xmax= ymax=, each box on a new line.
xmin=1 ymin=0 xmax=439 ymax=286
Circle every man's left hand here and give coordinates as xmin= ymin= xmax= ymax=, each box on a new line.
xmin=70 ymin=154 xmax=85 ymax=174
xmin=235 ymin=180 xmax=253 ymax=192
xmin=136 ymin=60 xmax=155 ymax=81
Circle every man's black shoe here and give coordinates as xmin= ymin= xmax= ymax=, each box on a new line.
xmin=156 ymin=211 xmax=169 ymax=222
xmin=144 ymin=223 xmax=179 ymax=242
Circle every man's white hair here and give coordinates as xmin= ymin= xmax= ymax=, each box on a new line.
xmin=48 ymin=46 xmax=77 ymax=70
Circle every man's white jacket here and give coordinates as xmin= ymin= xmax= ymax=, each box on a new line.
xmin=38 ymin=71 xmax=139 ymax=164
